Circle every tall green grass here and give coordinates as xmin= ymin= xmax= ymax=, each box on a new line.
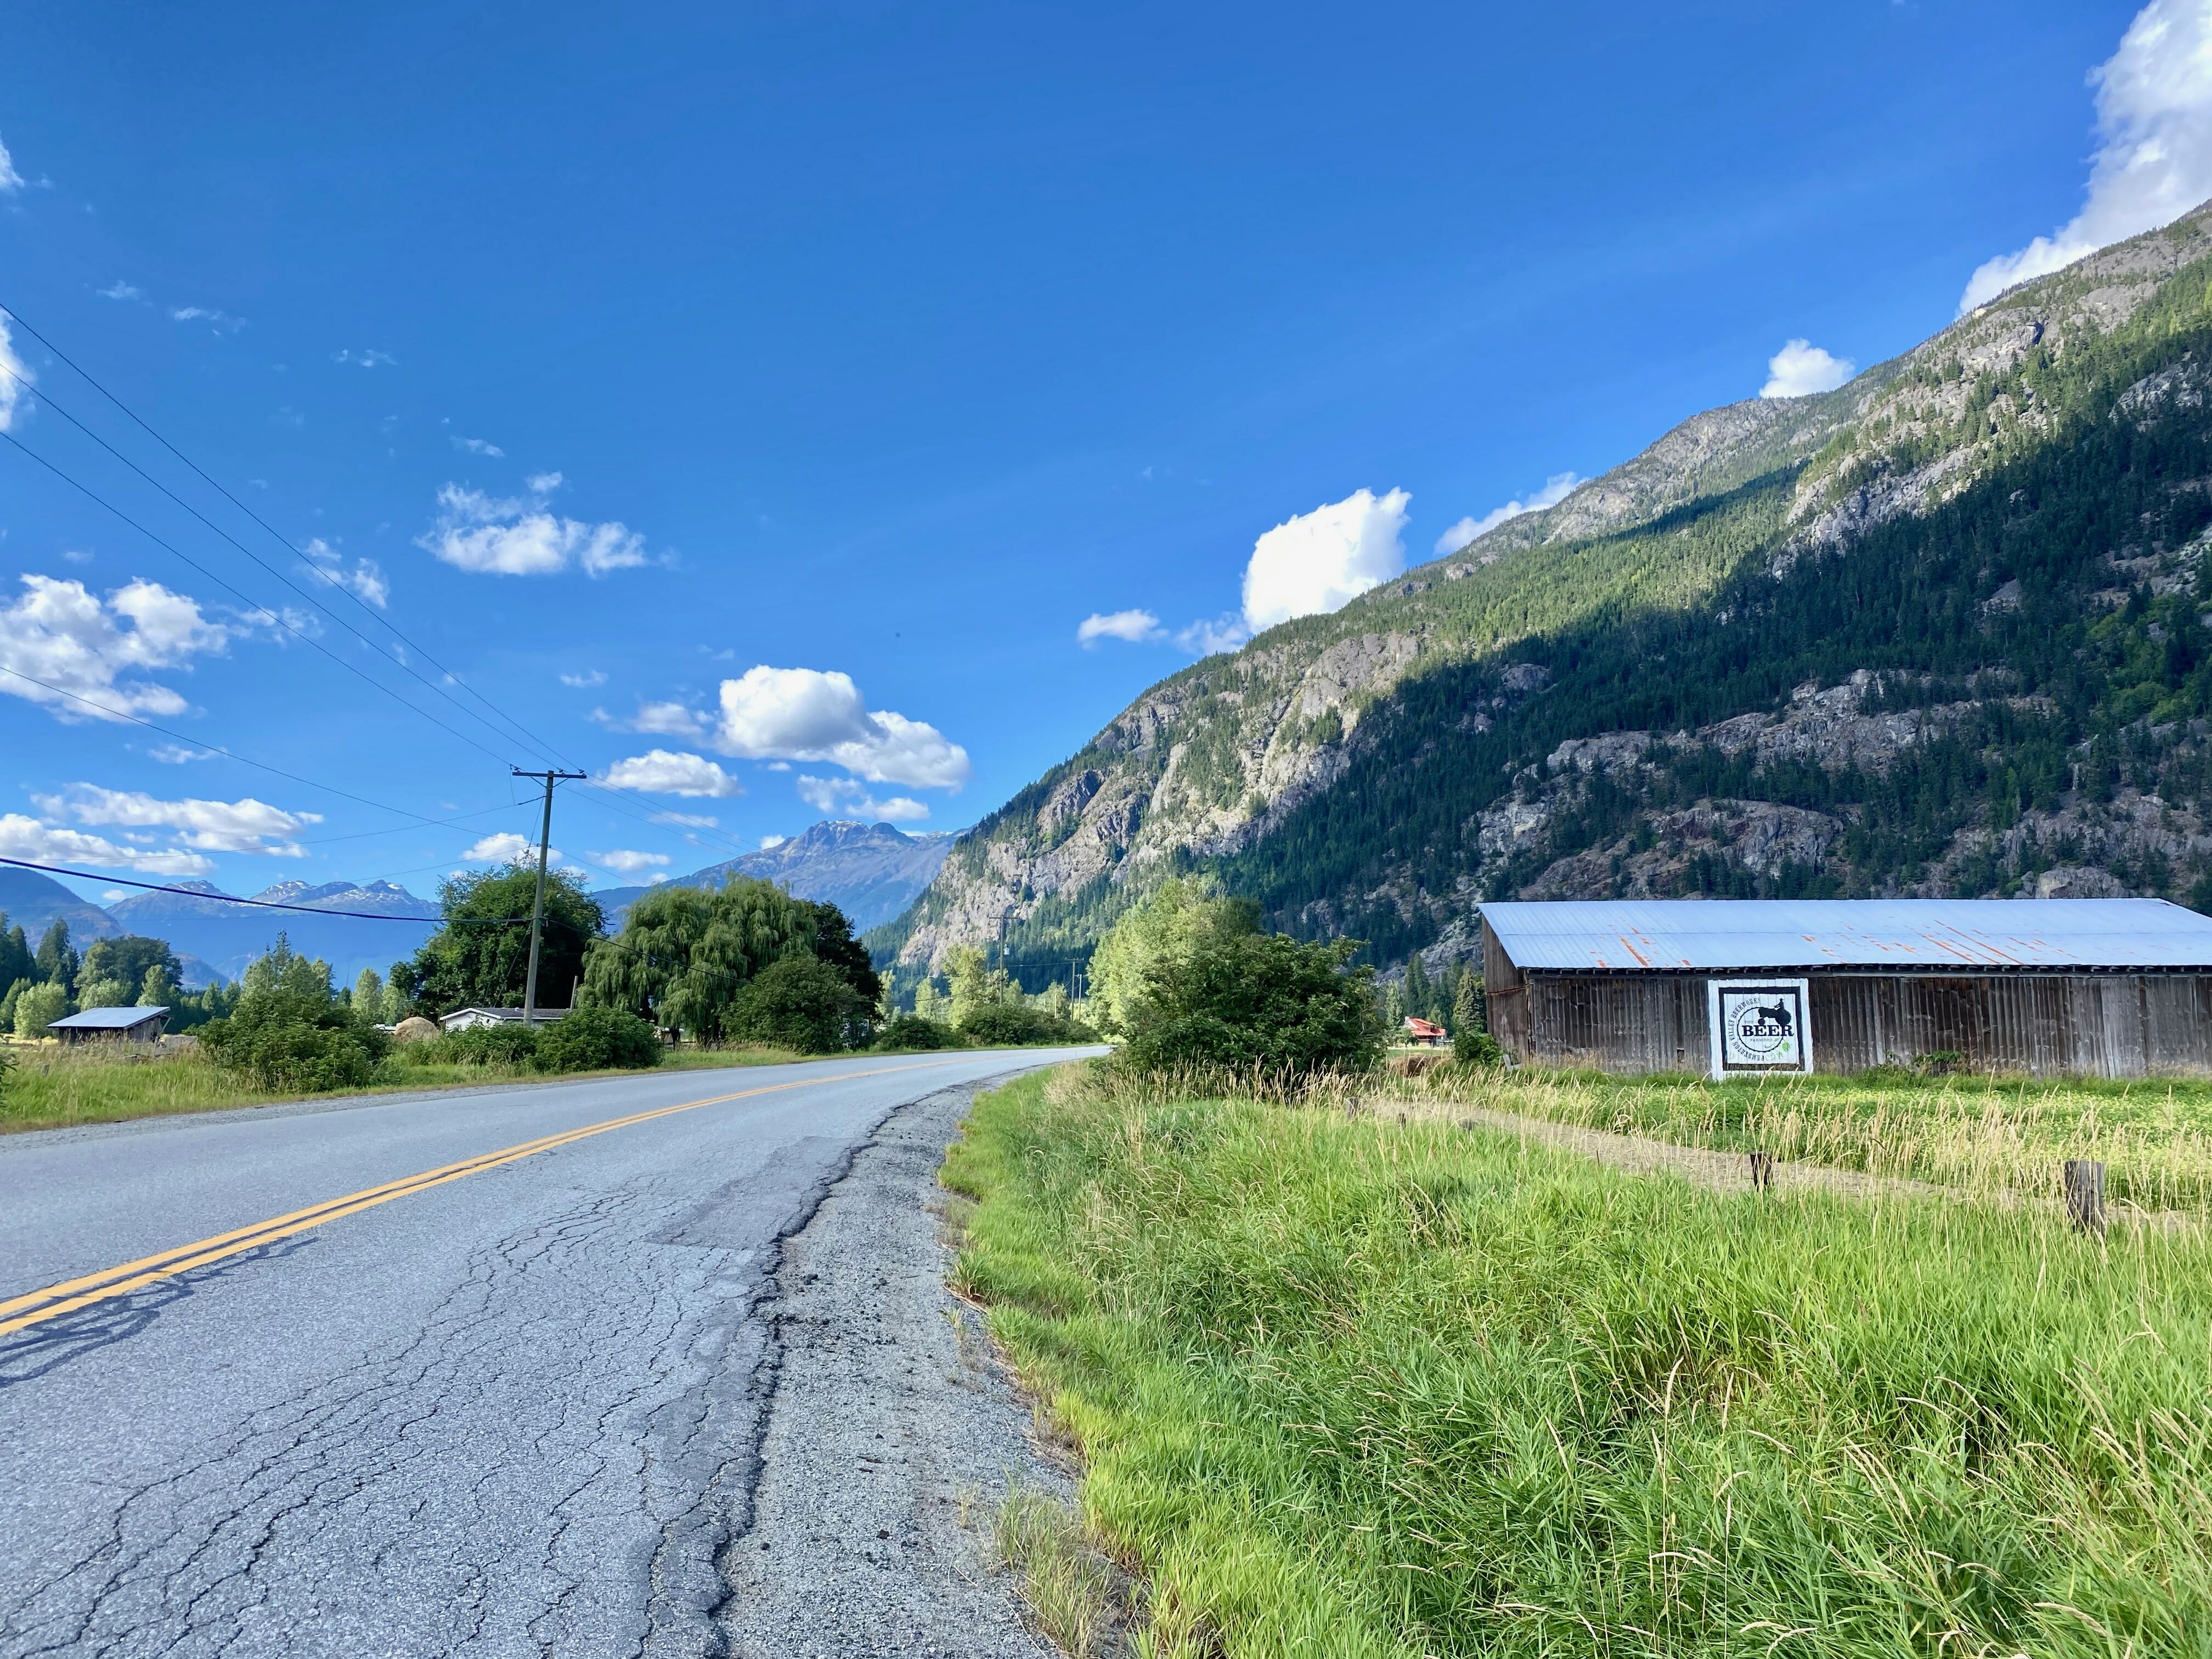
xmin=0 ymin=1038 xmax=806 ymax=1135
xmin=1386 ymin=1065 xmax=2212 ymax=1211
xmin=947 ymin=1063 xmax=2212 ymax=1657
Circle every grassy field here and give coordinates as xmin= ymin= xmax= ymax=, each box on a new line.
xmin=1375 ymin=1064 xmax=2212 ymax=1211
xmin=0 ymin=1038 xmax=809 ymax=1136
xmin=947 ymin=1062 xmax=2212 ymax=1657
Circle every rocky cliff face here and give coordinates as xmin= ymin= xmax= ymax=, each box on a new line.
xmin=889 ymin=200 xmax=2212 ymax=974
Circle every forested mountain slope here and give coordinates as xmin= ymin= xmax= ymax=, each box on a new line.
xmin=881 ymin=200 xmax=2212 ymax=981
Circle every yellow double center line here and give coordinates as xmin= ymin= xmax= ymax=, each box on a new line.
xmin=0 ymin=1058 xmax=966 ymax=1339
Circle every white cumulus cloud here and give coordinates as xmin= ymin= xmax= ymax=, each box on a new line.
xmin=460 ymin=831 xmax=554 ymax=866
xmin=1175 ymin=614 xmax=1252 ymax=656
xmin=759 ymin=834 xmax=788 ymax=850
xmin=560 ymin=669 xmax=607 ymax=689
xmin=1077 ymin=608 xmax=1164 ymax=646
xmin=598 ymin=749 xmax=745 ymax=798
xmin=0 ymin=134 xmax=24 ymax=194
xmin=589 ymin=849 xmax=671 ymax=875
xmin=450 ymin=435 xmax=503 ymax=456
xmin=35 ymin=784 xmax=320 ymax=856
xmin=301 ymin=537 xmax=389 ymax=608
xmin=417 ymin=483 xmax=651 ymax=578
xmin=0 ymin=314 xmax=35 ymax=432
xmin=1760 ymin=340 xmax=1857 ymax=399
xmin=1432 ymin=472 xmax=1583 ymax=555
xmin=1242 ymin=487 xmax=1410 ymax=634
xmin=795 ymin=775 xmax=930 ymax=822
xmin=0 ymin=814 xmax=213 ymax=877
xmin=0 ymin=574 xmax=239 ymax=722
xmin=1961 ymin=0 xmax=2212 ymax=313
xmin=713 ymin=666 xmax=972 ymax=789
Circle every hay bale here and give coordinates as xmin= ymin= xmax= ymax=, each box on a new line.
xmin=392 ymin=1015 xmax=440 ymax=1045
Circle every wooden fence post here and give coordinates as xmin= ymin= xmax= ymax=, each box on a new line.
xmin=2064 ymin=1159 xmax=2106 ymax=1233
xmin=1748 ymin=1152 xmax=1775 ymax=1193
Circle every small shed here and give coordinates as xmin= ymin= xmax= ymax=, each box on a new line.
xmin=1481 ymin=899 xmax=2212 ymax=1080
xmin=437 ymin=1007 xmax=565 ymax=1034
xmin=48 ymin=1006 xmax=170 ymax=1045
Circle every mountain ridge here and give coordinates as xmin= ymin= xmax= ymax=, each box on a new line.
xmin=595 ymin=819 xmax=955 ymax=933
xmin=878 ymin=199 xmax=2212 ymax=982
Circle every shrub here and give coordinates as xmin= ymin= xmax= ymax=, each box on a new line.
xmin=875 ymin=1012 xmax=950 ymax=1051
xmin=11 ymin=981 xmax=69 ymax=1039
xmin=726 ymin=955 xmax=866 ymax=1054
xmin=533 ymin=1005 xmax=662 ymax=1073
xmin=1119 ymin=930 xmax=1384 ymax=1077
xmin=956 ymin=1001 xmax=1098 ymax=1047
xmin=1454 ymin=1030 xmax=1506 ymax=1068
xmin=199 ymin=988 xmax=392 ymax=1093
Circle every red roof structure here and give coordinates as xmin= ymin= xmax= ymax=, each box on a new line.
xmin=1403 ymin=1016 xmax=1446 ymax=1046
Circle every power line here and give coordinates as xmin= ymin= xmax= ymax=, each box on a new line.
xmin=0 ymin=302 xmax=569 ymax=768
xmin=0 ymin=301 xmax=786 ymax=870
xmin=0 ymin=427 xmax=518 ymax=766
xmin=0 ymin=856 xmax=517 ymax=923
xmin=0 ymin=664 xmax=489 ymax=831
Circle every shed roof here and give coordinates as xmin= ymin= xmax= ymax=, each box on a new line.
xmin=48 ymin=1006 xmax=168 ymax=1029
xmin=1481 ymin=899 xmax=2212 ymax=974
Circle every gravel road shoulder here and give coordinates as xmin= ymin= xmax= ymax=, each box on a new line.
xmin=718 ymin=1080 xmax=1071 ymax=1658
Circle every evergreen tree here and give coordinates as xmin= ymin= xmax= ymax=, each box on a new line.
xmin=0 ymin=917 xmax=32 ymax=993
xmin=35 ymin=920 xmax=77 ymax=989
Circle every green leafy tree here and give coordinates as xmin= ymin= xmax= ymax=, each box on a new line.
xmin=34 ymin=920 xmax=77 ymax=989
xmin=352 ymin=967 xmax=385 ymax=1016
xmin=727 ymin=955 xmax=866 ymax=1054
xmin=80 ymin=935 xmax=182 ymax=1005
xmin=1088 ymin=879 xmax=1260 ymax=1038
xmin=912 ymin=979 xmax=948 ymax=1025
xmin=0 ymin=977 xmax=24 ymax=1032
xmin=1119 ymin=930 xmax=1384 ymax=1077
xmin=800 ymin=900 xmax=882 ymax=1007
xmin=76 ymin=977 xmax=132 ymax=1010
xmin=137 ymin=963 xmax=180 ymax=1007
xmin=581 ymin=876 xmax=812 ymax=1042
xmin=200 ymin=939 xmax=390 ymax=1092
xmin=944 ymin=945 xmax=1019 ymax=1027
xmin=394 ymin=865 xmax=605 ymax=1015
xmin=12 ymin=981 xmax=71 ymax=1039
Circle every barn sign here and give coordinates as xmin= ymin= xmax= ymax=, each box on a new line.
xmin=1706 ymin=979 xmax=1812 ymax=1077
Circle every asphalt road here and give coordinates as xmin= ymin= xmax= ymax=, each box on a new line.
xmin=0 ymin=1049 xmax=1096 ymax=1658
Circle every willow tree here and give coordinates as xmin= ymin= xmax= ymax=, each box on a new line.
xmin=581 ymin=876 xmax=815 ymax=1042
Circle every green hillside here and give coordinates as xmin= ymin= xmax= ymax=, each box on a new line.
xmin=880 ymin=201 xmax=2212 ymax=984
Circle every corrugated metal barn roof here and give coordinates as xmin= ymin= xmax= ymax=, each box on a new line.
xmin=46 ymin=1006 xmax=169 ymax=1029
xmin=1481 ymin=899 xmax=2212 ymax=973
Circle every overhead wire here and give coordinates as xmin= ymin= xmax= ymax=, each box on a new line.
xmin=0 ymin=303 xmax=568 ymax=768
xmin=1 ymin=302 xmax=795 ymax=870
xmin=0 ymin=427 xmax=519 ymax=766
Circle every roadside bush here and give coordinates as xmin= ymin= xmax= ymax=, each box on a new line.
xmin=874 ymin=1012 xmax=949 ymax=1051
xmin=956 ymin=1001 xmax=1096 ymax=1048
xmin=11 ymin=981 xmax=69 ymax=1039
xmin=199 ymin=988 xmax=391 ymax=1093
xmin=404 ymin=1022 xmax=541 ymax=1068
xmin=533 ymin=1005 xmax=661 ymax=1073
xmin=1119 ymin=930 xmax=1384 ymax=1077
xmin=726 ymin=955 xmax=866 ymax=1054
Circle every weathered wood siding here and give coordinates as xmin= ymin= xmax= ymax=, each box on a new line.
xmin=1487 ymin=950 xmax=2212 ymax=1079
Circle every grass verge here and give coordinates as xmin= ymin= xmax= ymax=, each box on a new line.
xmin=945 ymin=1061 xmax=2212 ymax=1657
xmin=0 ymin=1039 xmax=807 ymax=1136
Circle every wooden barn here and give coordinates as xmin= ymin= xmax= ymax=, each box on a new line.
xmin=1480 ymin=899 xmax=2212 ymax=1080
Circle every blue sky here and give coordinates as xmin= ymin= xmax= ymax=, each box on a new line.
xmin=0 ymin=0 xmax=2188 ymax=905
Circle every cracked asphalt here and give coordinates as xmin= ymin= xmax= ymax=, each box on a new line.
xmin=0 ymin=1049 xmax=1095 ymax=1658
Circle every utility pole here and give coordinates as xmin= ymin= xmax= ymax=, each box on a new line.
xmin=514 ymin=768 xmax=586 ymax=1023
